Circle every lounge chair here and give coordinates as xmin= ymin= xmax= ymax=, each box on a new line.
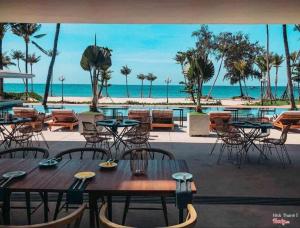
xmin=209 ymin=111 xmax=232 ymax=131
xmin=48 ymin=110 xmax=79 ymax=130
xmin=12 ymin=107 xmax=51 ymax=128
xmin=151 ymin=110 xmax=174 ymax=130
xmin=273 ymin=111 xmax=300 ymax=130
xmin=128 ymin=109 xmax=151 ymax=123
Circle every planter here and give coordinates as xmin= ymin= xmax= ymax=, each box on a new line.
xmin=78 ymin=111 xmax=104 ymax=133
xmin=187 ymin=112 xmax=210 ymax=136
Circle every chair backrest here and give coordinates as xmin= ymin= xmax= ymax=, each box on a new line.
xmin=152 ymin=110 xmax=173 ymax=123
xmin=55 ymin=147 xmax=109 ymax=160
xmin=0 ymin=147 xmax=49 ymax=159
xmin=279 ymin=124 xmax=291 ymax=144
xmin=159 ymin=204 xmax=197 ymax=228
xmin=128 ymin=110 xmax=151 ymax=123
xmin=33 ymin=113 xmax=46 ymax=132
xmin=122 ymin=148 xmax=175 ymax=160
xmin=82 ymin=121 xmax=98 ymax=134
xmin=52 ymin=110 xmax=78 ymax=123
xmin=13 ymin=107 xmax=38 ymax=120
xmin=99 ymin=203 xmax=135 ymax=228
xmin=209 ymin=111 xmax=232 ymax=129
xmin=0 ymin=204 xmax=86 ymax=228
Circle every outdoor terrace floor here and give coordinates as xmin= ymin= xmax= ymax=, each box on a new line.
xmin=2 ymin=121 xmax=300 ymax=227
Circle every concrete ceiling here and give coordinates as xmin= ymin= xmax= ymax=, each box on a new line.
xmin=0 ymin=0 xmax=299 ymax=24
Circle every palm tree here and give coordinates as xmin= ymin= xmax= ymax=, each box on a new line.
xmin=102 ymin=69 xmax=112 ymax=97
xmin=175 ymin=52 xmax=187 ymax=83
xmin=47 ymin=49 xmax=60 ymax=96
xmin=137 ymin=74 xmax=146 ymax=98
xmin=146 ymin=73 xmax=157 ymax=98
xmin=282 ymin=24 xmax=297 ymax=110
xmin=80 ymin=37 xmax=112 ymax=111
xmin=43 ymin=23 xmax=60 ymax=106
xmin=1 ymin=54 xmax=16 ymax=69
xmin=0 ymin=23 xmax=10 ymax=98
xmin=11 ymin=50 xmax=24 ymax=72
xmin=273 ymin=54 xmax=284 ymax=99
xmin=233 ymin=60 xmax=249 ymax=98
xmin=120 ymin=65 xmax=131 ymax=97
xmin=11 ymin=23 xmax=46 ymax=96
xmin=265 ymin=24 xmax=274 ymax=100
xmin=27 ymin=53 xmax=41 ymax=92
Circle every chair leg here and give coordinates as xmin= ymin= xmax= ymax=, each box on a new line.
xmin=25 ymin=192 xmax=31 ymax=224
xmin=161 ymin=196 xmax=169 ymax=226
xmin=53 ymin=192 xmax=63 ymax=220
xmin=122 ymin=196 xmax=131 ymax=225
xmin=209 ymin=138 xmax=219 ymax=156
xmin=282 ymin=144 xmax=292 ymax=164
xmin=40 ymin=133 xmax=49 ymax=148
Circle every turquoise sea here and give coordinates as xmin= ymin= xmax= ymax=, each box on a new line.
xmin=4 ymin=83 xmax=300 ymax=99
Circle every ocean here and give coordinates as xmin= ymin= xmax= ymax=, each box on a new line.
xmin=4 ymin=83 xmax=300 ymax=99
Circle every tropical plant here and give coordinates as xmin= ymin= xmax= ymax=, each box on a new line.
xmin=146 ymin=73 xmax=157 ymax=98
xmin=43 ymin=23 xmax=60 ymax=106
xmin=273 ymin=54 xmax=284 ymax=99
xmin=120 ymin=65 xmax=131 ymax=97
xmin=11 ymin=50 xmax=24 ymax=72
xmin=292 ymin=63 xmax=300 ymax=100
xmin=1 ymin=53 xmax=16 ymax=69
xmin=101 ymin=69 xmax=112 ymax=97
xmin=137 ymin=73 xmax=146 ymax=98
xmin=10 ymin=23 xmax=46 ymax=95
xmin=186 ymin=50 xmax=215 ymax=112
xmin=0 ymin=23 xmax=10 ymax=97
xmin=222 ymin=32 xmax=262 ymax=98
xmin=80 ymin=40 xmax=112 ymax=112
xmin=26 ymin=53 xmax=40 ymax=74
xmin=282 ymin=24 xmax=297 ymax=110
xmin=233 ymin=60 xmax=249 ymax=98
xmin=175 ymin=51 xmax=187 ymax=83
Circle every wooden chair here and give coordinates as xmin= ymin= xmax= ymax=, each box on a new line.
xmin=272 ymin=111 xmax=300 ymax=130
xmin=0 ymin=204 xmax=86 ymax=228
xmin=209 ymin=111 xmax=232 ymax=131
xmin=47 ymin=110 xmax=79 ymax=131
xmin=128 ymin=110 xmax=151 ymax=123
xmin=151 ymin=110 xmax=174 ymax=130
xmin=159 ymin=204 xmax=197 ymax=228
xmin=121 ymin=148 xmax=175 ymax=226
xmin=99 ymin=203 xmax=197 ymax=228
xmin=0 ymin=147 xmax=49 ymax=224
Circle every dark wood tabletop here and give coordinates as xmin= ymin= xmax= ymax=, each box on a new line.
xmin=1 ymin=159 xmax=196 ymax=195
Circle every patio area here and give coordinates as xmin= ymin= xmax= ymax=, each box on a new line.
xmin=2 ymin=121 xmax=299 ymax=227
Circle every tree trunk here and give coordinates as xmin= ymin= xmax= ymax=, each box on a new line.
xmin=0 ymin=38 xmax=3 ymax=99
xmin=149 ymin=81 xmax=152 ymax=98
xmin=30 ymin=64 xmax=33 ymax=92
xmin=196 ymin=77 xmax=202 ymax=112
xmin=25 ymin=41 xmax=29 ymax=97
xmin=207 ymin=53 xmax=224 ymax=100
xmin=283 ymin=24 xmax=297 ymax=110
xmin=42 ymin=23 xmax=60 ymax=106
xmin=141 ymin=80 xmax=144 ymax=98
xmin=238 ymin=77 xmax=244 ymax=97
xmin=91 ymin=68 xmax=98 ymax=111
xmin=274 ymin=66 xmax=279 ymax=99
xmin=126 ymin=76 xmax=129 ymax=97
xmin=266 ymin=24 xmax=273 ymax=100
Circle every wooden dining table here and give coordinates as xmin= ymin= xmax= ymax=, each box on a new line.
xmin=0 ymin=158 xmax=196 ymax=227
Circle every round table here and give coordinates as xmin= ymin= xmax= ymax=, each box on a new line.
xmin=96 ymin=119 xmax=140 ymax=158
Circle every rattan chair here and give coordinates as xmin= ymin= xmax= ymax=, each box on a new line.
xmin=81 ymin=122 xmax=111 ymax=152
xmin=31 ymin=113 xmax=49 ymax=148
xmin=99 ymin=203 xmax=197 ymax=228
xmin=260 ymin=124 xmax=292 ymax=167
xmin=0 ymin=147 xmax=49 ymax=224
xmin=123 ymin=122 xmax=151 ymax=149
xmin=121 ymin=148 xmax=175 ymax=226
xmin=0 ymin=204 xmax=86 ymax=228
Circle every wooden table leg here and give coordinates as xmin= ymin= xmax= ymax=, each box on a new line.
xmin=107 ymin=195 xmax=112 ymax=220
xmin=179 ymin=208 xmax=184 ymax=224
xmin=43 ymin=192 xmax=48 ymax=222
xmin=89 ymin=193 xmax=96 ymax=228
xmin=2 ymin=191 xmax=11 ymax=225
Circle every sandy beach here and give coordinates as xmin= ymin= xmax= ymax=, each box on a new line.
xmin=47 ymin=96 xmax=261 ymax=106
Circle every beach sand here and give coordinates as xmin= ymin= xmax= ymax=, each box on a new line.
xmin=47 ymin=96 xmax=258 ymax=106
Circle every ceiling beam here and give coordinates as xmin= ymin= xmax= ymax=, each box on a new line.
xmin=0 ymin=0 xmax=299 ymax=24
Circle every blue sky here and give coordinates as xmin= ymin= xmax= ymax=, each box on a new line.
xmin=3 ymin=24 xmax=300 ymax=86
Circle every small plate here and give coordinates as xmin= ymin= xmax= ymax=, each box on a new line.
xmin=39 ymin=159 xmax=59 ymax=167
xmin=74 ymin=171 xmax=96 ymax=180
xmin=2 ymin=171 xmax=26 ymax=179
xmin=99 ymin=161 xmax=118 ymax=169
xmin=172 ymin=172 xmax=193 ymax=181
